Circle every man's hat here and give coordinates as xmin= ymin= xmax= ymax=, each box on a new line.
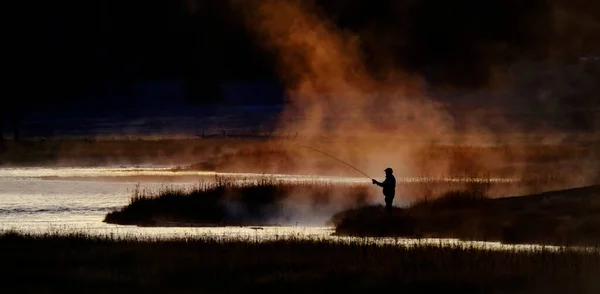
xmin=384 ymin=167 xmax=393 ymax=173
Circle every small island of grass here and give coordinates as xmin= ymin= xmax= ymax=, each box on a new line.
xmin=104 ymin=177 xmax=370 ymax=227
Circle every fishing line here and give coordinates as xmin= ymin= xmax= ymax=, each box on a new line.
xmin=296 ymin=143 xmax=372 ymax=180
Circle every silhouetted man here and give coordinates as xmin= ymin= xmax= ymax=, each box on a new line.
xmin=372 ymin=168 xmax=396 ymax=215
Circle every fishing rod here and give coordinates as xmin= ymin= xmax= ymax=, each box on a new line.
xmin=296 ymin=144 xmax=372 ymax=180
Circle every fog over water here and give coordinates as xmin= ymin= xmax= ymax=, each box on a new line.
xmin=0 ymin=166 xmax=559 ymax=251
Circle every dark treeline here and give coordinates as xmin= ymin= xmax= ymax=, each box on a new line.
xmin=3 ymin=0 xmax=598 ymax=135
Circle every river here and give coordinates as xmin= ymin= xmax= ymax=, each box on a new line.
xmin=1 ymin=166 xmax=557 ymax=251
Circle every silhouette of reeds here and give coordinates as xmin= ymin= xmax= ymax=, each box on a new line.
xmin=1 ymin=230 xmax=599 ymax=293
xmin=104 ymin=177 xmax=370 ymax=226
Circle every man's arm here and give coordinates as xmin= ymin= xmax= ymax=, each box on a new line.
xmin=372 ymin=179 xmax=384 ymax=187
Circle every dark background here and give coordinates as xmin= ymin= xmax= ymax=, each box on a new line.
xmin=3 ymin=0 xmax=599 ymax=139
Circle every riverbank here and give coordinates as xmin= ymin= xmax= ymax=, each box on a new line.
xmin=1 ymin=231 xmax=599 ymax=294
xmin=332 ymin=185 xmax=600 ymax=246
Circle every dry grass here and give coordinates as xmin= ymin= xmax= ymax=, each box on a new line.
xmin=104 ymin=177 xmax=370 ymax=226
xmin=1 ymin=230 xmax=599 ymax=294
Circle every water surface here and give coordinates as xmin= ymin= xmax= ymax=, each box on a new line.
xmin=1 ymin=167 xmax=555 ymax=251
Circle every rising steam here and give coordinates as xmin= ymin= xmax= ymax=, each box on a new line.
xmin=232 ymin=0 xmax=599 ymax=196
xmin=238 ymin=0 xmax=456 ymax=176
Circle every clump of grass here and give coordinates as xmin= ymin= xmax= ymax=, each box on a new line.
xmin=104 ymin=176 xmax=370 ymax=227
xmin=332 ymin=185 xmax=600 ymax=246
xmin=1 ymin=230 xmax=599 ymax=293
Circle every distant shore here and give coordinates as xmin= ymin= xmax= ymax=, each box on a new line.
xmin=2 ymin=137 xmax=599 ymax=185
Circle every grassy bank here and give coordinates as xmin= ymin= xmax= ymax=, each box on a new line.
xmin=0 ymin=137 xmax=264 ymax=167
xmin=1 ymin=231 xmax=599 ymax=294
xmin=104 ymin=178 xmax=370 ymax=226
xmin=332 ymin=185 xmax=600 ymax=246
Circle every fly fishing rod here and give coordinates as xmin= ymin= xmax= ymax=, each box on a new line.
xmin=296 ymin=144 xmax=372 ymax=180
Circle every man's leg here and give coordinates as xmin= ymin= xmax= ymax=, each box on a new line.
xmin=385 ymin=197 xmax=393 ymax=215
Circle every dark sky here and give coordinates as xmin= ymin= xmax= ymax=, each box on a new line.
xmin=8 ymin=0 xmax=600 ymax=106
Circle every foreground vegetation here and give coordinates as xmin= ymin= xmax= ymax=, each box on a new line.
xmin=332 ymin=185 xmax=600 ymax=246
xmin=1 ymin=231 xmax=599 ymax=294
